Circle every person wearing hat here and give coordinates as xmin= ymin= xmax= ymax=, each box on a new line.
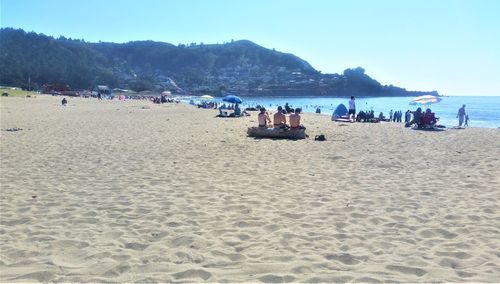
xmin=273 ymin=106 xmax=287 ymax=127
xmin=258 ymin=108 xmax=271 ymax=127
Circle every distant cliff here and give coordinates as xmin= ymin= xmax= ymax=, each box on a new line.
xmin=0 ymin=28 xmax=438 ymax=97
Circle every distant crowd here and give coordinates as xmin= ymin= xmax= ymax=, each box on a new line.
xmin=58 ymin=93 xmax=470 ymax=129
xmin=345 ymin=96 xmax=469 ymax=128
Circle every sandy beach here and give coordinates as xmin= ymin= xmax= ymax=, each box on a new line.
xmin=1 ymin=96 xmax=499 ymax=282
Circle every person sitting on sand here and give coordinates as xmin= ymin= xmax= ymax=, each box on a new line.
xmin=406 ymin=107 xmax=423 ymax=127
xmin=285 ymin=102 xmax=293 ymax=114
xmin=258 ymin=108 xmax=271 ymax=127
xmin=218 ymin=105 xmax=228 ymax=117
xmin=290 ymin=108 xmax=306 ymax=130
xmin=421 ymin=108 xmax=438 ymax=127
xmin=233 ymin=104 xmax=241 ymax=116
xmin=378 ymin=112 xmax=384 ymax=121
xmin=61 ymin=97 xmax=67 ymax=106
xmin=356 ymin=111 xmax=364 ymax=122
xmin=273 ymin=106 xmax=287 ymax=127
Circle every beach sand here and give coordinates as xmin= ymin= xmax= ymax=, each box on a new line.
xmin=1 ymin=96 xmax=499 ymax=282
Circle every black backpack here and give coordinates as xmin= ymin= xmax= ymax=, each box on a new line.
xmin=315 ymin=134 xmax=326 ymax=141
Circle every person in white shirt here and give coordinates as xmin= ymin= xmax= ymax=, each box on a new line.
xmin=348 ymin=96 xmax=356 ymax=122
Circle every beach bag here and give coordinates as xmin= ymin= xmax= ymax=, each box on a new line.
xmin=315 ymin=134 xmax=326 ymax=141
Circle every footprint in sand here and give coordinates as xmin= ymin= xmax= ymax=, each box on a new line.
xmin=306 ymin=276 xmax=354 ymax=283
xmin=455 ymin=270 xmax=477 ymax=278
xmin=438 ymin=257 xmax=462 ymax=269
xmin=325 ymin=253 xmax=365 ymax=265
xmin=258 ymin=274 xmax=295 ymax=283
xmin=53 ymin=239 xmax=90 ymax=249
xmin=172 ymin=269 xmax=212 ymax=281
xmin=14 ymin=271 xmax=54 ymax=282
xmin=435 ymin=251 xmax=472 ymax=259
xmin=386 ymin=265 xmax=427 ymax=277
xmin=419 ymin=228 xmax=458 ymax=239
xmin=124 ymin=242 xmax=148 ymax=251
xmin=353 ymin=277 xmax=382 ymax=283
xmin=102 ymin=262 xmax=131 ymax=278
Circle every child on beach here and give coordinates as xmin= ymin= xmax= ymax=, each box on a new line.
xmin=465 ymin=114 xmax=469 ymax=126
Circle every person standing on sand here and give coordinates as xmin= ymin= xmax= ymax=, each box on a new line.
xmin=61 ymin=97 xmax=67 ymax=106
xmin=348 ymin=96 xmax=356 ymax=122
xmin=465 ymin=114 xmax=469 ymax=127
xmin=457 ymin=104 xmax=466 ymax=126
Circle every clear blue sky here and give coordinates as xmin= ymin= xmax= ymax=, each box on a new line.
xmin=1 ymin=0 xmax=499 ymax=96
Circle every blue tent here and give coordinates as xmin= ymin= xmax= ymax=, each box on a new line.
xmin=332 ymin=104 xmax=348 ymax=118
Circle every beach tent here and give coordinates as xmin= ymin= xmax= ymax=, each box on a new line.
xmin=332 ymin=103 xmax=348 ymax=118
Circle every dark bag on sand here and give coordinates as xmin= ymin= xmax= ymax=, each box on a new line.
xmin=315 ymin=134 xmax=326 ymax=141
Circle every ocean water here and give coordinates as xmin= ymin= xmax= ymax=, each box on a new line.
xmin=225 ymin=96 xmax=500 ymax=128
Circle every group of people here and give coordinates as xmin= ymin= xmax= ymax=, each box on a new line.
xmin=209 ymin=95 xmax=470 ymax=130
xmin=405 ymin=107 xmax=439 ymax=128
xmin=389 ymin=110 xmax=403 ymax=122
xmin=153 ymin=94 xmax=178 ymax=104
xmin=356 ymin=110 xmax=378 ymax=122
xmin=377 ymin=110 xmax=403 ymax=122
xmin=218 ymin=103 xmax=250 ymax=117
xmin=258 ymin=106 xmax=305 ymax=130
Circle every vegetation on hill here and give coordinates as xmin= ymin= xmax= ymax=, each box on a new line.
xmin=0 ymin=28 xmax=438 ymax=97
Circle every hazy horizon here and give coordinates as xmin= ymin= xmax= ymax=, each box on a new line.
xmin=1 ymin=0 xmax=499 ymax=96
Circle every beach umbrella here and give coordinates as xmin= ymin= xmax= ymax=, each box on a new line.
xmin=162 ymin=91 xmax=172 ymax=96
xmin=410 ymin=95 xmax=442 ymax=107
xmin=222 ymin=95 xmax=243 ymax=104
xmin=200 ymin=95 xmax=214 ymax=100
